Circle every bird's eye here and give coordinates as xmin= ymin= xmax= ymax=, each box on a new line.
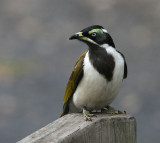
xmin=91 ymin=32 xmax=96 ymax=37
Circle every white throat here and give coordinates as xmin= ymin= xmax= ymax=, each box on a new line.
xmin=101 ymin=43 xmax=114 ymax=50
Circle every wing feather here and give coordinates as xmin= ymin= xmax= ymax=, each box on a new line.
xmin=117 ymin=50 xmax=128 ymax=79
xmin=60 ymin=51 xmax=88 ymax=117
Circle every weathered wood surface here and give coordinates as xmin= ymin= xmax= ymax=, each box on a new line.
xmin=17 ymin=114 xmax=136 ymax=143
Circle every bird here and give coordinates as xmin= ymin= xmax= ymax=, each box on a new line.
xmin=60 ymin=25 xmax=127 ymax=121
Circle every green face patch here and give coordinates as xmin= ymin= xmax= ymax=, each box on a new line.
xmin=88 ymin=29 xmax=103 ymax=36
xmin=88 ymin=28 xmax=105 ymax=44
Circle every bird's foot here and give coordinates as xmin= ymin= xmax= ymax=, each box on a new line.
xmin=83 ymin=109 xmax=95 ymax=121
xmin=102 ymin=106 xmax=126 ymax=115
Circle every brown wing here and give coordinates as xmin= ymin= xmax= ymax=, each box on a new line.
xmin=60 ymin=51 xmax=88 ymax=117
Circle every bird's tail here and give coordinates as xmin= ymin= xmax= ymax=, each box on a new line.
xmin=59 ymin=104 xmax=69 ymax=118
xmin=59 ymin=111 xmax=65 ymax=118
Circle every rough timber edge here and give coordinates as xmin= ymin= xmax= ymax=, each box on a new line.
xmin=17 ymin=113 xmax=136 ymax=143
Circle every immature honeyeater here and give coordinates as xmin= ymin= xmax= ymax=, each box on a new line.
xmin=60 ymin=25 xmax=127 ymax=121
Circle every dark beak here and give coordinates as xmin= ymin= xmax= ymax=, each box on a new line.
xmin=69 ymin=32 xmax=83 ymax=40
xmin=69 ymin=34 xmax=78 ymax=40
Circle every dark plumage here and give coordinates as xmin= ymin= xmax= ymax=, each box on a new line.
xmin=61 ymin=25 xmax=127 ymax=120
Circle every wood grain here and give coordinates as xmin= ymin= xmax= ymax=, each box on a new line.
xmin=17 ymin=113 xmax=136 ymax=143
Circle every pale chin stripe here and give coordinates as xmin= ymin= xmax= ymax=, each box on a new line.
xmin=86 ymin=38 xmax=99 ymax=45
xmin=102 ymin=29 xmax=108 ymax=33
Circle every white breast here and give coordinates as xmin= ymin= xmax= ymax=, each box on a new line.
xmin=73 ymin=45 xmax=124 ymax=111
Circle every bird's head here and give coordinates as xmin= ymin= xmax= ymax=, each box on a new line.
xmin=69 ymin=25 xmax=115 ymax=48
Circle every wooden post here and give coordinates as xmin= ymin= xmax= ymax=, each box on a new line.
xmin=17 ymin=114 xmax=136 ymax=143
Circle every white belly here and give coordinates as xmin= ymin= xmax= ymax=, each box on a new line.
xmin=73 ymin=48 xmax=124 ymax=111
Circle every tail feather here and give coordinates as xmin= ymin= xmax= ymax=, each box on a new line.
xmin=59 ymin=104 xmax=69 ymax=118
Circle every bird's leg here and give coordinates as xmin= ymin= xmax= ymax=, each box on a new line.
xmin=102 ymin=105 xmax=126 ymax=114
xmin=83 ymin=108 xmax=95 ymax=121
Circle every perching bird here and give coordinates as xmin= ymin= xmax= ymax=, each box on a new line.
xmin=60 ymin=25 xmax=127 ymax=121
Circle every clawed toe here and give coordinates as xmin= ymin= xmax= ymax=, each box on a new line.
xmin=83 ymin=114 xmax=92 ymax=121
xmin=83 ymin=109 xmax=96 ymax=121
xmin=102 ymin=106 xmax=126 ymax=115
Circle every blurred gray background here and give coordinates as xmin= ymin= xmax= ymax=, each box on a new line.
xmin=0 ymin=0 xmax=159 ymax=142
